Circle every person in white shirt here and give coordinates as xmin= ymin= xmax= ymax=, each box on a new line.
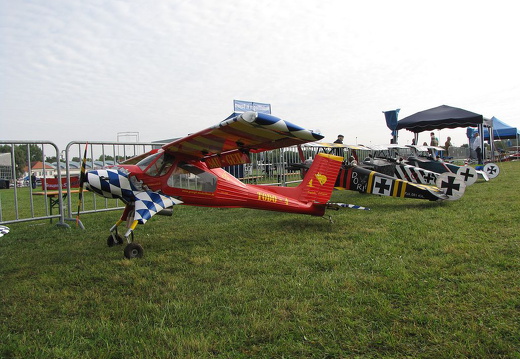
xmin=471 ymin=132 xmax=483 ymax=164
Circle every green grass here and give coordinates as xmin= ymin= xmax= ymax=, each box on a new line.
xmin=1 ymin=162 xmax=520 ymax=358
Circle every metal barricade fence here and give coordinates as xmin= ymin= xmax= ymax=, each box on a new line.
xmin=242 ymin=147 xmax=305 ymax=186
xmin=0 ymin=140 xmax=163 ymax=228
xmin=0 ymin=140 xmax=67 ymax=226
xmin=63 ymin=141 xmax=165 ymax=222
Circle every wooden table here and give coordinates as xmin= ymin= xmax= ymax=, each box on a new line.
xmin=32 ymin=190 xmax=80 ymax=222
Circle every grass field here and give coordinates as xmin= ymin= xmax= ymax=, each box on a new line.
xmin=1 ymin=162 xmax=519 ymax=358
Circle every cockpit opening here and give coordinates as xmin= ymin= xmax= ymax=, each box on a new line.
xmin=167 ymin=162 xmax=217 ymax=192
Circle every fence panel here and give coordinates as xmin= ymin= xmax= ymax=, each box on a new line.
xmin=0 ymin=141 xmax=67 ymax=225
xmin=63 ymin=141 xmax=164 ymax=220
xmin=0 ymin=140 xmax=163 ymax=227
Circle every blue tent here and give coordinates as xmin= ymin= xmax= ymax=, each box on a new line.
xmin=483 ymin=116 xmax=520 ymax=140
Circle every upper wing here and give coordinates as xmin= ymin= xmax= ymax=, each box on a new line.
xmin=305 ymin=142 xmax=372 ymax=151
xmin=368 ymin=144 xmax=409 ymax=151
xmin=162 ymin=112 xmax=323 ymax=165
xmin=407 ymin=144 xmax=445 ymax=152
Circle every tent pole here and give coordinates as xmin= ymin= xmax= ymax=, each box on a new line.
xmin=478 ymin=124 xmax=485 ymax=163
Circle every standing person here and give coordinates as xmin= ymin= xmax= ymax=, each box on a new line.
xmin=332 ymin=135 xmax=345 ymax=157
xmin=471 ymin=132 xmax=483 ymax=164
xmin=31 ymin=174 xmax=37 ymax=189
xmin=430 ymin=132 xmax=439 ymax=146
xmin=444 ymin=136 xmax=452 ymax=157
xmin=429 ymin=132 xmax=439 ymax=157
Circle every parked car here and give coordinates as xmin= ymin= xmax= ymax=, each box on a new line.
xmin=0 ymin=178 xmax=9 ymax=189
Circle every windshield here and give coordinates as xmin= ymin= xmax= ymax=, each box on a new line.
xmin=136 ymin=151 xmax=162 ymax=171
xmin=144 ymin=151 xmax=175 ymax=177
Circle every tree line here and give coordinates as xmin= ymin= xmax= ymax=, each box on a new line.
xmin=0 ymin=144 xmax=43 ymax=177
xmin=0 ymin=144 xmax=122 ymax=178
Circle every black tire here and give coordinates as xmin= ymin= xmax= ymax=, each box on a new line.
xmin=107 ymin=234 xmax=124 ymax=247
xmin=124 ymin=243 xmax=144 ymax=259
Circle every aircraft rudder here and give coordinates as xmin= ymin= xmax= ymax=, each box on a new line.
xmin=297 ymin=153 xmax=343 ymax=203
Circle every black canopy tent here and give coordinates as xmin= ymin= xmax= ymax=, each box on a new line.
xmin=396 ymin=105 xmax=484 ymax=132
xmin=396 ymin=105 xmax=486 ymax=160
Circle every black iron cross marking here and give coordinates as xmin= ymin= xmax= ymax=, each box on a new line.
xmin=422 ymin=172 xmax=436 ymax=183
xmin=440 ymin=176 xmax=460 ymax=196
xmin=374 ymin=178 xmax=391 ymax=194
xmin=459 ymin=168 xmax=475 ymax=182
xmin=486 ymin=165 xmax=497 ymax=175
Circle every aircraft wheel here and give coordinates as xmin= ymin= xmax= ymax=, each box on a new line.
xmin=124 ymin=243 xmax=144 ymax=259
xmin=107 ymin=234 xmax=124 ymax=247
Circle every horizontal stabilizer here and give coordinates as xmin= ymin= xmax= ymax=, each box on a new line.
xmin=482 ymin=163 xmax=500 ymax=179
xmin=0 ymin=225 xmax=10 ymax=237
xmin=327 ymin=203 xmax=370 ymax=211
xmin=435 ymin=173 xmax=466 ymax=200
xmin=476 ymin=170 xmax=489 ymax=181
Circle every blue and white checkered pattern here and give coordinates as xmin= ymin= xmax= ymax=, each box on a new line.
xmin=86 ymin=169 xmax=136 ymax=201
xmin=0 ymin=225 xmax=9 ymax=237
xmin=328 ymin=203 xmax=370 ymax=211
xmin=163 ymin=112 xmax=324 ymax=161
xmin=86 ymin=168 xmax=183 ymax=225
xmin=250 ymin=113 xmax=323 ymax=141
xmin=134 ymin=192 xmax=182 ymax=224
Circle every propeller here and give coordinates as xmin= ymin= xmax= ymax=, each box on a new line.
xmin=76 ymin=142 xmax=88 ymax=229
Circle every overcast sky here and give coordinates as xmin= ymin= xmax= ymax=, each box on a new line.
xmin=1 ymin=0 xmax=519 ymax=151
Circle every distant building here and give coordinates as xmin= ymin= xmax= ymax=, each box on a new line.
xmin=29 ymin=161 xmax=55 ymax=178
xmin=0 ymin=153 xmax=13 ymax=180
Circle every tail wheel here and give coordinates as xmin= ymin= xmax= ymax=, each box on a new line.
xmin=124 ymin=243 xmax=144 ymax=259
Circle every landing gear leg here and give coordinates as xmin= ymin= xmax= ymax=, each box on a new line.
xmin=122 ymin=220 xmax=143 ymax=258
xmin=107 ymin=220 xmax=125 ymax=247
xmin=108 ymin=205 xmax=144 ymax=259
